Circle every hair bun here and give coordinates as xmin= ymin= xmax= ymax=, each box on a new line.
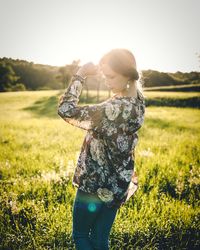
xmin=133 ymin=69 xmax=139 ymax=80
xmin=128 ymin=68 xmax=139 ymax=80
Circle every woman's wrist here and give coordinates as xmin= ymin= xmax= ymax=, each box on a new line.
xmin=76 ymin=68 xmax=87 ymax=79
xmin=72 ymin=74 xmax=86 ymax=84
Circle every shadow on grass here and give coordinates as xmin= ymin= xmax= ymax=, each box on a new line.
xmin=23 ymin=93 xmax=61 ymax=119
xmin=2 ymin=231 xmax=198 ymax=250
xmin=110 ymin=230 xmax=199 ymax=250
xmin=22 ymin=92 xmax=199 ymax=119
xmin=22 ymin=92 xmax=107 ymax=119
xmin=146 ymin=97 xmax=200 ymax=108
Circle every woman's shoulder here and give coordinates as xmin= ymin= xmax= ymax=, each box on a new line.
xmin=108 ymin=92 xmax=145 ymax=105
xmin=95 ymin=92 xmax=145 ymax=120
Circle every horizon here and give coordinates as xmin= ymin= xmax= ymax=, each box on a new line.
xmin=0 ymin=0 xmax=200 ymax=73
xmin=1 ymin=55 xmax=199 ymax=74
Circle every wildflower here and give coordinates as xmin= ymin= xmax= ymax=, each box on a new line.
xmin=9 ymin=200 xmax=19 ymax=214
xmin=139 ymin=148 xmax=154 ymax=157
xmin=67 ymin=160 xmax=75 ymax=176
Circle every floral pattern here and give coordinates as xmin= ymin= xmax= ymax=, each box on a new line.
xmin=97 ymin=188 xmax=114 ymax=202
xmin=105 ymin=103 xmax=121 ymax=120
xmin=116 ymin=134 xmax=129 ymax=152
xmin=57 ymin=77 xmax=145 ymax=208
xmin=90 ymin=138 xmax=107 ymax=166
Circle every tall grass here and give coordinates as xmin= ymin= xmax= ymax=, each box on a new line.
xmin=0 ymin=90 xmax=199 ymax=249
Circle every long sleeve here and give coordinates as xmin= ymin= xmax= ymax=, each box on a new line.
xmin=57 ymin=78 xmax=106 ymax=131
xmin=58 ymin=78 xmax=145 ymax=136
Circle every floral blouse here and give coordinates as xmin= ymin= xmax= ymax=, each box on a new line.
xmin=57 ymin=77 xmax=145 ymax=208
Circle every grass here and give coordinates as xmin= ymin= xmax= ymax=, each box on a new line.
xmin=144 ymin=91 xmax=200 ymax=108
xmin=0 ymin=90 xmax=199 ymax=249
xmin=144 ymin=83 xmax=200 ymax=92
xmin=81 ymin=89 xmax=200 ymax=108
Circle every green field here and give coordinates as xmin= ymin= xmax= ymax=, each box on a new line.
xmin=81 ymin=89 xmax=200 ymax=108
xmin=0 ymin=90 xmax=199 ymax=249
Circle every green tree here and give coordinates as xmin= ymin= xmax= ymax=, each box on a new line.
xmin=142 ymin=70 xmax=179 ymax=87
xmin=12 ymin=83 xmax=26 ymax=91
xmin=57 ymin=60 xmax=80 ymax=89
xmin=0 ymin=62 xmax=19 ymax=91
xmin=0 ymin=58 xmax=61 ymax=91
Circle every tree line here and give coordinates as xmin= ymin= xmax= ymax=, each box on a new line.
xmin=0 ymin=57 xmax=199 ymax=92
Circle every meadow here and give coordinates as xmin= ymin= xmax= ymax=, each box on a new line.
xmin=0 ymin=90 xmax=199 ymax=249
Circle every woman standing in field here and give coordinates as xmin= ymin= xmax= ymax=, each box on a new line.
xmin=57 ymin=49 xmax=145 ymax=250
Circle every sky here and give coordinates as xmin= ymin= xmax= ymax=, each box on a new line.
xmin=0 ymin=0 xmax=199 ymax=72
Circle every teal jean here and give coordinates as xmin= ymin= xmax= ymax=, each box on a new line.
xmin=72 ymin=189 xmax=118 ymax=250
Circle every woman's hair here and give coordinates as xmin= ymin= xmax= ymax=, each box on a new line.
xmin=100 ymin=48 xmax=144 ymax=96
xmin=100 ymin=48 xmax=139 ymax=80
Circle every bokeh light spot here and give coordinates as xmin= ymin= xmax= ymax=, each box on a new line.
xmin=88 ymin=203 xmax=96 ymax=212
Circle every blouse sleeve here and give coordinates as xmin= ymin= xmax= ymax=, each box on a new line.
xmin=57 ymin=77 xmax=145 ymax=135
xmin=57 ymin=78 xmax=106 ymax=131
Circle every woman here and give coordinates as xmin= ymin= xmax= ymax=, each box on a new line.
xmin=57 ymin=48 xmax=145 ymax=250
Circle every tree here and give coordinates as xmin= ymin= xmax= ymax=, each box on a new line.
xmin=0 ymin=62 xmax=19 ymax=91
xmin=0 ymin=58 xmax=61 ymax=91
xmin=12 ymin=83 xmax=26 ymax=91
xmin=57 ymin=60 xmax=80 ymax=89
xmin=142 ymin=70 xmax=181 ymax=87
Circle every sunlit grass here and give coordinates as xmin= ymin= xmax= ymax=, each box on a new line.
xmin=0 ymin=90 xmax=199 ymax=249
xmin=144 ymin=91 xmax=200 ymax=98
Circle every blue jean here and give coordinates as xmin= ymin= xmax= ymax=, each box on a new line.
xmin=72 ymin=189 xmax=118 ymax=250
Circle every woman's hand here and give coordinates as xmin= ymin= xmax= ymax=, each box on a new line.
xmin=76 ymin=62 xmax=98 ymax=78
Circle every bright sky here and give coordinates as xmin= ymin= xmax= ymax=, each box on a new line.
xmin=0 ymin=0 xmax=199 ymax=72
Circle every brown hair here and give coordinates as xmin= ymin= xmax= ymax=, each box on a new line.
xmin=99 ymin=48 xmax=139 ymax=80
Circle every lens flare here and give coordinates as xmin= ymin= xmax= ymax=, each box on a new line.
xmin=88 ymin=202 xmax=96 ymax=212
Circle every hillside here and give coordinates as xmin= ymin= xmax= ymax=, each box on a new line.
xmin=0 ymin=57 xmax=200 ymax=92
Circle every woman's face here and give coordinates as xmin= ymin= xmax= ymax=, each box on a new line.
xmin=100 ymin=64 xmax=129 ymax=94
